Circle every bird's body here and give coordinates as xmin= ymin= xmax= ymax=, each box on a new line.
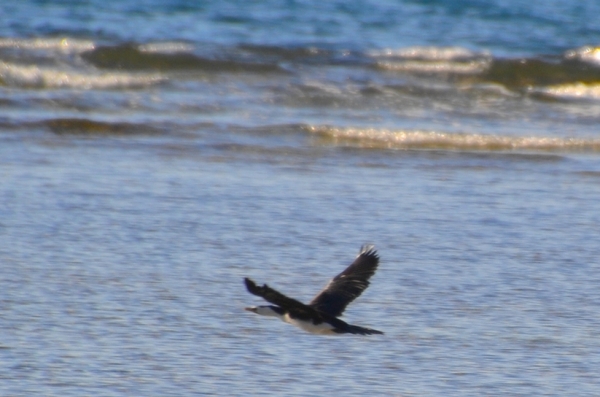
xmin=244 ymin=245 xmax=383 ymax=335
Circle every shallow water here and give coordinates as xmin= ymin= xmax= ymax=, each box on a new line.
xmin=2 ymin=1 xmax=600 ymax=396
xmin=2 ymin=137 xmax=600 ymax=396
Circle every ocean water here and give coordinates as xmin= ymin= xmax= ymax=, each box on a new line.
xmin=2 ymin=1 xmax=600 ymax=396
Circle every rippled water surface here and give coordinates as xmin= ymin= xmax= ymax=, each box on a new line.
xmin=3 ymin=139 xmax=600 ymax=396
xmin=2 ymin=1 xmax=600 ymax=396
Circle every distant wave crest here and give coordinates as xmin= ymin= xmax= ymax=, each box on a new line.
xmin=535 ymin=82 xmax=600 ymax=100
xmin=0 ymin=61 xmax=165 ymax=89
xmin=370 ymin=46 xmax=492 ymax=74
xmin=565 ymin=46 xmax=600 ymax=66
xmin=0 ymin=37 xmax=95 ymax=54
xmin=309 ymin=126 xmax=600 ymax=152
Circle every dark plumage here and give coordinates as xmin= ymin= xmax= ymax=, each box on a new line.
xmin=244 ymin=245 xmax=382 ymax=335
xmin=309 ymin=246 xmax=379 ymax=317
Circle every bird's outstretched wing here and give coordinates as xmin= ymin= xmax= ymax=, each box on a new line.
xmin=308 ymin=245 xmax=379 ymax=317
xmin=244 ymin=278 xmax=318 ymax=319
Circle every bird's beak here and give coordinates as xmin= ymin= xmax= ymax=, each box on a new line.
xmin=245 ymin=307 xmax=257 ymax=313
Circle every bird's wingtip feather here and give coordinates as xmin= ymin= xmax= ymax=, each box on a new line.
xmin=359 ymin=244 xmax=378 ymax=257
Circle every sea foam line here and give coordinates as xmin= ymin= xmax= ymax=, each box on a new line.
xmin=370 ymin=46 xmax=491 ymax=74
xmin=534 ymin=83 xmax=600 ymax=100
xmin=309 ymin=126 xmax=600 ymax=152
xmin=0 ymin=37 xmax=95 ymax=53
xmin=0 ymin=61 xmax=165 ymax=89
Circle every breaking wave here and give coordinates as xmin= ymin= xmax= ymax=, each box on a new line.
xmin=0 ymin=37 xmax=95 ymax=54
xmin=565 ymin=46 xmax=600 ymax=66
xmin=371 ymin=46 xmax=492 ymax=74
xmin=309 ymin=126 xmax=600 ymax=153
xmin=533 ymin=82 xmax=600 ymax=100
xmin=0 ymin=61 xmax=165 ymax=89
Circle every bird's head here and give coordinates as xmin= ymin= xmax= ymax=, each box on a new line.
xmin=244 ymin=306 xmax=258 ymax=313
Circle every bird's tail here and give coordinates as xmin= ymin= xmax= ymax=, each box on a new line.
xmin=343 ymin=324 xmax=384 ymax=335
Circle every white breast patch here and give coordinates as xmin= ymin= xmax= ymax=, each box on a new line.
xmin=283 ymin=313 xmax=337 ymax=335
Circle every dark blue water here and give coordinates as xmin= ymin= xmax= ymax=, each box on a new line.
xmin=3 ymin=1 xmax=600 ymax=54
xmin=2 ymin=1 xmax=600 ymax=396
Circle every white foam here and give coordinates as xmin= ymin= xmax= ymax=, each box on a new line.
xmin=377 ymin=59 xmax=489 ymax=74
xmin=309 ymin=126 xmax=600 ymax=152
xmin=0 ymin=61 xmax=165 ymax=89
xmin=536 ymin=83 xmax=600 ymax=100
xmin=371 ymin=46 xmax=491 ymax=74
xmin=371 ymin=46 xmax=482 ymax=60
xmin=0 ymin=37 xmax=95 ymax=54
xmin=565 ymin=46 xmax=600 ymax=66
xmin=138 ymin=42 xmax=195 ymax=54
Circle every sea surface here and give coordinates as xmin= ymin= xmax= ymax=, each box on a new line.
xmin=2 ymin=1 xmax=600 ymax=396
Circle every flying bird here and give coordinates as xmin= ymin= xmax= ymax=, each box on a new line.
xmin=244 ymin=245 xmax=383 ymax=335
